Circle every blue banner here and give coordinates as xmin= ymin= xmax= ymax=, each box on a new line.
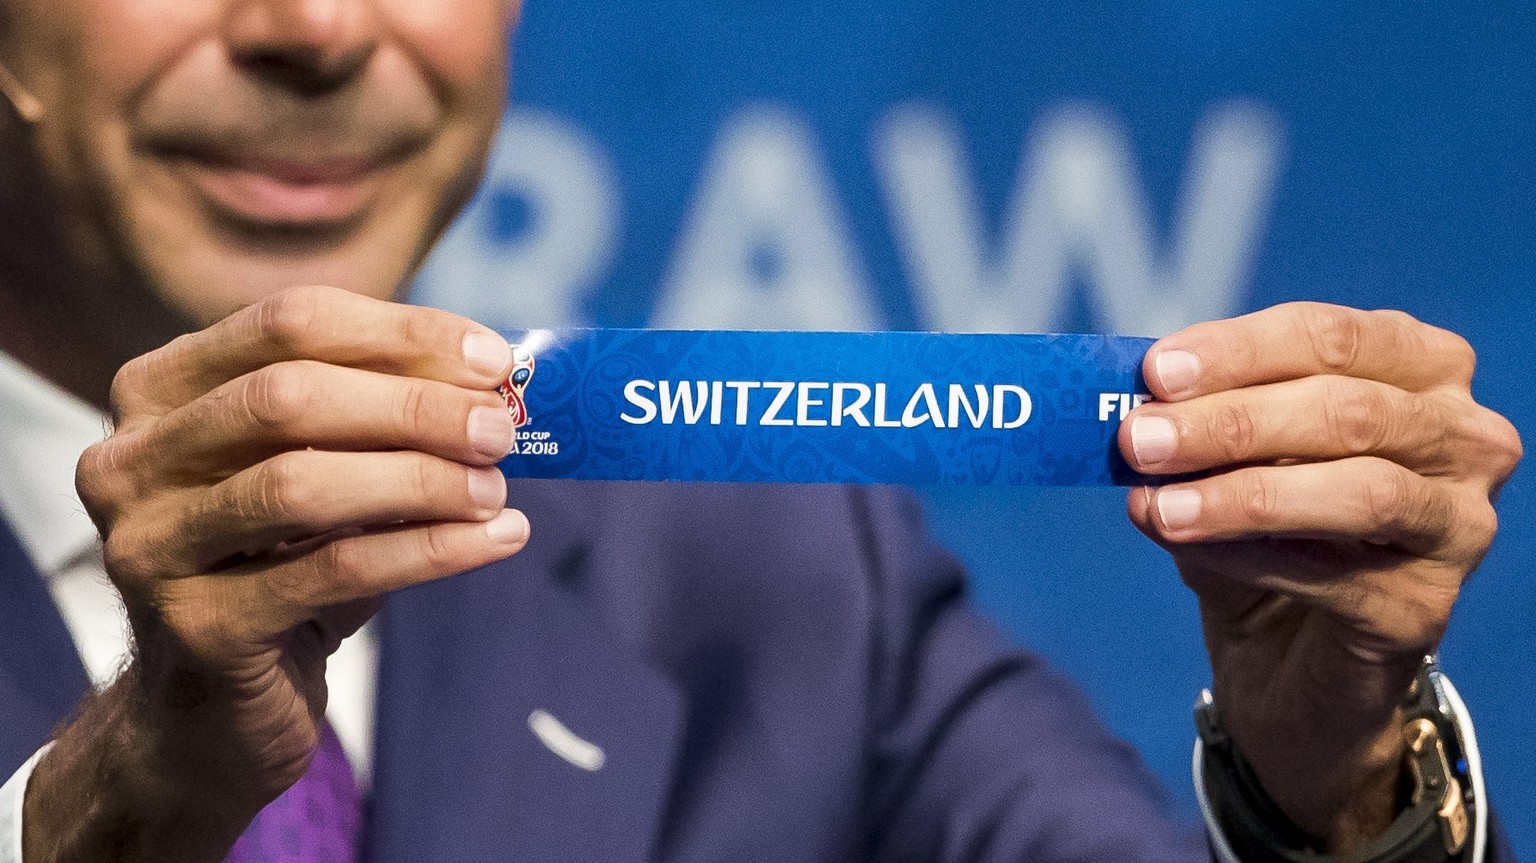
xmin=498 ymin=329 xmax=1154 ymax=486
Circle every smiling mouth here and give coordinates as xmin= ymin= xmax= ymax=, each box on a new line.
xmin=159 ymin=146 xmax=413 ymax=232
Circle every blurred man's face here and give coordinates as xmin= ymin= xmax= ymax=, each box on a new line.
xmin=0 ymin=0 xmax=516 ymax=324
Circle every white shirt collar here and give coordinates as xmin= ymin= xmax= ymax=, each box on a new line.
xmin=0 ymin=351 xmax=108 ymax=576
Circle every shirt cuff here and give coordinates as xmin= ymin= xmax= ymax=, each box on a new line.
xmin=1192 ymin=672 xmax=1488 ymax=863
xmin=0 ymin=744 xmax=54 ymax=863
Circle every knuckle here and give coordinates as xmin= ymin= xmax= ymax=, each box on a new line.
xmin=1408 ymin=396 xmax=1450 ymax=465
xmin=1477 ymin=408 xmax=1524 ymax=481
xmin=269 ymin=540 xmax=357 ymax=609
xmin=1374 ymin=308 xmax=1421 ymax=328
xmin=397 ymin=309 xmax=438 ymax=356
xmin=108 ymin=357 xmax=146 ymax=406
xmin=1207 ymin=402 xmax=1258 ymax=462
xmin=397 ymin=381 xmax=434 ymax=435
xmin=1422 ymin=489 xmax=1457 ymax=544
xmin=1436 ymin=329 xmax=1478 ymax=384
xmin=108 ymin=354 xmax=156 ymax=422
xmin=246 ymin=453 xmax=313 ymax=525
xmin=264 ymin=558 xmax=320 ymax=609
xmin=1361 ymin=461 xmax=1411 ymax=526
xmin=73 ymin=445 xmax=109 ymax=511
xmin=102 ymin=526 xmax=164 ymax=584
xmin=1235 ymin=471 xmax=1282 ymax=525
xmin=241 ymin=362 xmax=318 ymax=431
xmin=320 ymin=540 xmax=372 ymax=599
xmin=1302 ymin=304 xmax=1365 ymax=373
xmin=1465 ymin=501 xmax=1499 ymax=553
xmin=1360 ymin=461 xmax=1437 ymax=539
xmin=75 ymin=438 xmax=131 ymax=515
xmin=1320 ymin=382 xmax=1390 ymax=456
xmin=419 ymin=525 xmax=458 ymax=570
xmin=253 ymin=285 xmax=329 ymax=351
xmin=393 ymin=305 xmax=469 ymax=365
xmin=1373 ymin=308 xmax=1424 ymax=355
xmin=1373 ymin=307 xmax=1435 ymax=369
xmin=411 ymin=456 xmax=440 ymax=502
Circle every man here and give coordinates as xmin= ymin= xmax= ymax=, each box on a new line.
xmin=0 ymin=0 xmax=1522 ymax=861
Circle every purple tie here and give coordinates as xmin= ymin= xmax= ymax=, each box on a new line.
xmin=226 ymin=723 xmax=362 ymax=863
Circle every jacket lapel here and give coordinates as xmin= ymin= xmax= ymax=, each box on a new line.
xmin=367 ymin=482 xmax=685 ymax=863
xmin=0 ymin=518 xmax=90 ymax=774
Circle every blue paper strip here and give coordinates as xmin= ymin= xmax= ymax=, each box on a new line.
xmin=496 ymin=329 xmax=1154 ymax=486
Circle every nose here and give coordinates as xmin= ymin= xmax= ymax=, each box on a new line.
xmin=224 ymin=0 xmax=381 ymax=95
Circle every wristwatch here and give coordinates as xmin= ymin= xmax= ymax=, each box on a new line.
xmin=1193 ymin=657 xmax=1485 ymax=863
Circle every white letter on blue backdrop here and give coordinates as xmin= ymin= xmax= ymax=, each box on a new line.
xmin=413 ymin=110 xmax=620 ymax=330
xmin=874 ymin=101 xmax=1284 ymax=337
xmin=654 ymin=106 xmax=883 ymax=331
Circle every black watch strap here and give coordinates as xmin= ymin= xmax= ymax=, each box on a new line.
xmin=1196 ymin=658 xmax=1477 ymax=863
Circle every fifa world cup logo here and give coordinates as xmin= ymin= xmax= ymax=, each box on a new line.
xmin=500 ymin=345 xmax=537 ymax=428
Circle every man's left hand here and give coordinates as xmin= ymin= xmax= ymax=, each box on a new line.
xmin=1119 ymin=302 xmax=1522 ymax=851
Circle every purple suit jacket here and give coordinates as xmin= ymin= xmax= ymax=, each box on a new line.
xmin=0 ymin=481 xmax=1518 ymax=861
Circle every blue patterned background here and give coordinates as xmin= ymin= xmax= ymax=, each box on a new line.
xmin=413 ymin=1 xmax=1536 ymax=847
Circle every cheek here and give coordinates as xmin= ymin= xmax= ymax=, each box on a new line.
xmin=383 ymin=0 xmax=511 ymax=102
xmin=68 ymin=1 xmax=208 ymax=100
xmin=38 ymin=2 xmax=207 ymax=186
xmin=379 ymin=0 xmax=510 ymax=218
xmin=12 ymin=1 xmax=210 ymax=273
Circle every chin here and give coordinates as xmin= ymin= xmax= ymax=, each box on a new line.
xmin=129 ymin=213 xmax=436 ymax=327
xmin=147 ymin=241 xmax=417 ymax=325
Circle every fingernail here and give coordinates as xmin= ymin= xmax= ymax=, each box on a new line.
xmin=467 ymin=467 xmax=507 ymax=511
xmin=1129 ymin=416 xmax=1178 ymax=466
xmin=467 ymin=406 xmax=516 ymax=458
xmin=1155 ymin=350 xmax=1202 ymax=397
xmin=1156 ymin=488 xmax=1203 ymax=530
xmin=463 ymin=331 xmax=512 ymax=378
xmin=485 ymin=508 xmax=530 ymax=544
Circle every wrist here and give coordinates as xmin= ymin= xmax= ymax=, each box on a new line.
xmin=1196 ymin=658 xmax=1481 ymax=863
xmin=126 ymin=605 xmax=313 ymax=799
xmin=23 ymin=663 xmax=268 ymax=863
xmin=1245 ymin=703 xmax=1407 ymax=848
xmin=1213 ymin=650 xmax=1423 ymax=846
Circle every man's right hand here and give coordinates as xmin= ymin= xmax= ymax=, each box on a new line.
xmin=23 ymin=285 xmax=531 ymax=863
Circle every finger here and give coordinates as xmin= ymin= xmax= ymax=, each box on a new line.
xmin=111 ymin=285 xmax=513 ymax=421
xmin=1120 ymin=375 xmax=1464 ymax=476
xmin=1126 ymin=458 xmax=1494 ymax=558
xmin=227 ymin=509 xmax=530 ymax=643
xmin=1144 ymin=302 xmax=1476 ymax=401
xmin=175 ymin=450 xmax=509 ymax=569
xmin=136 ymin=361 xmax=516 ymax=478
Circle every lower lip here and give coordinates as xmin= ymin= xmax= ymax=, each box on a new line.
xmin=173 ymin=159 xmax=384 ymax=228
